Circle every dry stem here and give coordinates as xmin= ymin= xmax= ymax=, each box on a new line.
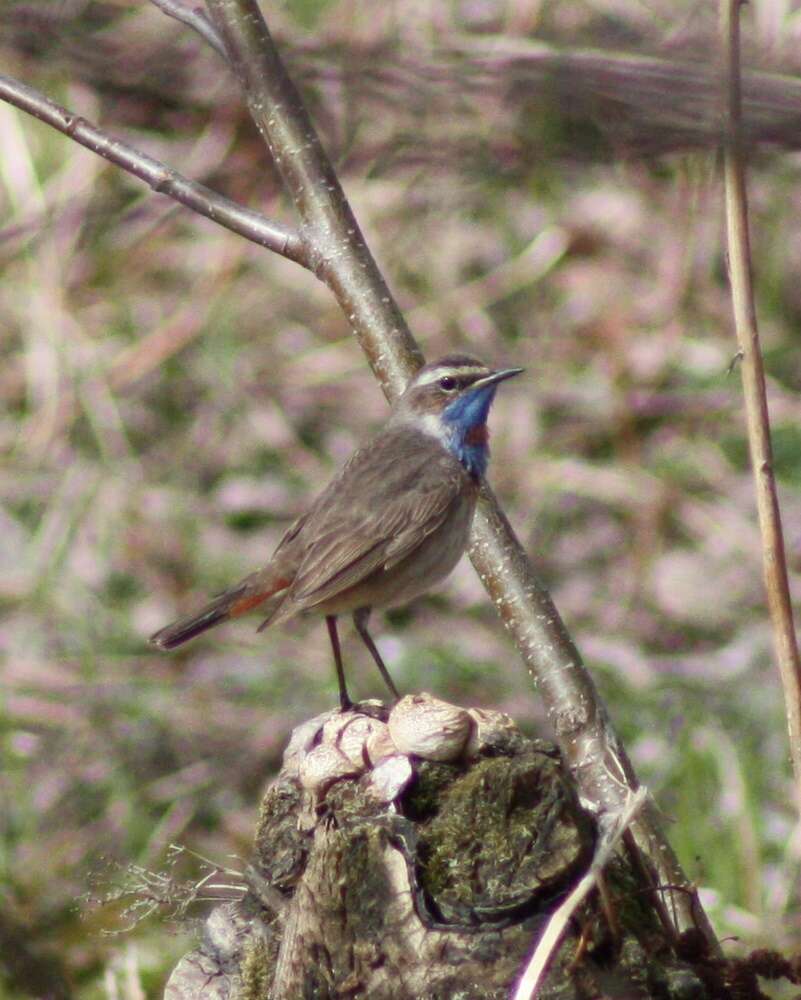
xmin=719 ymin=0 xmax=801 ymax=812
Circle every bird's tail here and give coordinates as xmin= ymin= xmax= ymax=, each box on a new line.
xmin=149 ymin=575 xmax=288 ymax=650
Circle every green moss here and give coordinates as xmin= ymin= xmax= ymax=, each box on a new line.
xmin=340 ymin=829 xmax=393 ymax=942
xmin=403 ymin=761 xmax=464 ymax=821
xmin=239 ymin=936 xmax=271 ymax=1000
xmin=412 ymin=753 xmax=593 ymax=922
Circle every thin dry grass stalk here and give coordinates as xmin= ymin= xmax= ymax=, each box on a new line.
xmin=513 ymin=787 xmax=648 ymax=1000
xmin=719 ymin=0 xmax=801 ymax=815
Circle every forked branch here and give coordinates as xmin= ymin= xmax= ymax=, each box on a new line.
xmin=149 ymin=0 xmax=228 ymax=58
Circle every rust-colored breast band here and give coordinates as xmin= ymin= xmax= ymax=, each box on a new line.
xmin=465 ymin=424 xmax=489 ymax=447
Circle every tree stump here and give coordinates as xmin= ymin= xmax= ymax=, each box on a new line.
xmin=164 ymin=695 xmax=718 ymax=999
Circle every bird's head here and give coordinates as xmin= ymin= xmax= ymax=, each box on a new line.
xmin=391 ymin=354 xmax=523 ymax=478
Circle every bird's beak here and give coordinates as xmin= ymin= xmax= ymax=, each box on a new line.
xmin=472 ymin=366 xmax=525 ymax=390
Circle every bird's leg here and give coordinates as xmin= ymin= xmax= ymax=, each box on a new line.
xmin=325 ymin=615 xmax=352 ymax=711
xmin=353 ymin=607 xmax=400 ymax=703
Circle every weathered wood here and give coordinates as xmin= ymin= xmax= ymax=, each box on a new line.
xmin=165 ymin=697 xmax=718 ymax=999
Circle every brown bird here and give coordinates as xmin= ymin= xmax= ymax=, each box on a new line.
xmin=150 ymin=355 xmax=522 ymax=708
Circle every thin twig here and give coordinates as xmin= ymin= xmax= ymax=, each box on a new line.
xmin=513 ymin=788 xmax=648 ymax=1000
xmin=201 ymin=0 xmax=720 ymax=951
xmin=0 ymin=73 xmax=308 ymax=268
xmin=148 ymin=0 xmax=229 ymax=59
xmin=719 ymin=0 xmax=801 ymax=810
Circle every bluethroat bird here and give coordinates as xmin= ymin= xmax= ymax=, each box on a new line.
xmin=150 ymin=355 xmax=523 ymax=708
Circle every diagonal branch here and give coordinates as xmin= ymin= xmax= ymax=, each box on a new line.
xmin=203 ymin=0 xmax=720 ymax=950
xmin=205 ymin=0 xmax=422 ymax=393
xmin=0 ymin=73 xmax=308 ymax=268
xmin=719 ymin=0 xmax=801 ymax=810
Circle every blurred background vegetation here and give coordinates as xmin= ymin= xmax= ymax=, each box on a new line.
xmin=2 ymin=0 xmax=801 ymax=995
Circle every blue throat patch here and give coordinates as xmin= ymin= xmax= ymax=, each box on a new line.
xmin=441 ymin=384 xmax=497 ymax=478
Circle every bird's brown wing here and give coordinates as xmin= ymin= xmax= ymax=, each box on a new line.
xmin=275 ymin=427 xmax=468 ymax=614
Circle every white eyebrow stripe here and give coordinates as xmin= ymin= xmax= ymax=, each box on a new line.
xmin=412 ymin=366 xmax=489 ymax=388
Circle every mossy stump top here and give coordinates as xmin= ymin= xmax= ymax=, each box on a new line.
xmin=165 ymin=694 xmax=721 ymax=1000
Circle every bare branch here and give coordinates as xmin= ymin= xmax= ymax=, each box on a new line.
xmin=719 ymin=0 xmax=801 ymax=809
xmin=148 ymin=0 xmax=228 ymax=60
xmin=203 ymin=0 xmax=720 ymax=951
xmin=205 ymin=0 xmax=423 ymax=394
xmin=0 ymin=72 xmax=309 ymax=269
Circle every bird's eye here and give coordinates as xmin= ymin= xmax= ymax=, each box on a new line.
xmin=438 ymin=376 xmax=457 ymax=391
